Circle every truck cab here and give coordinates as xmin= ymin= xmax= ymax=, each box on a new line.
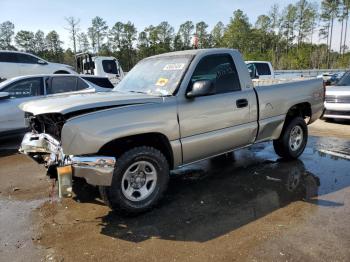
xmin=75 ymin=53 xmax=124 ymax=85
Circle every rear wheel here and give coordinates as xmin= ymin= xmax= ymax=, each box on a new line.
xmin=100 ymin=146 xmax=169 ymax=215
xmin=273 ymin=117 xmax=308 ymax=159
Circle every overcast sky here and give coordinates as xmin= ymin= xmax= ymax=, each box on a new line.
xmin=0 ymin=0 xmax=343 ymax=51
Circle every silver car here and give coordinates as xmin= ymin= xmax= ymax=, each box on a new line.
xmin=324 ymin=71 xmax=350 ymax=120
xmin=0 ymin=74 xmax=113 ymax=136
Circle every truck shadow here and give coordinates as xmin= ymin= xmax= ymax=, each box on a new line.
xmin=97 ymin=153 xmax=345 ymax=243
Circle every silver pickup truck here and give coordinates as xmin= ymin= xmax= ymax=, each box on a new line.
xmin=19 ymin=49 xmax=324 ymax=214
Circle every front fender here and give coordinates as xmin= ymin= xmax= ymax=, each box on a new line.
xmin=61 ymin=99 xmax=179 ymax=156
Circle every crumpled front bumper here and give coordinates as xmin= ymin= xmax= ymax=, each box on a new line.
xmin=19 ymin=132 xmax=116 ymax=186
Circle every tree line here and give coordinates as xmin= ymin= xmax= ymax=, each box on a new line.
xmin=0 ymin=0 xmax=349 ymax=71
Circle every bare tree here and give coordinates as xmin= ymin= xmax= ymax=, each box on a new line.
xmin=65 ymin=17 xmax=80 ymax=55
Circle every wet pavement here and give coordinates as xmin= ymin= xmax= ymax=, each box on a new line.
xmin=0 ymin=120 xmax=349 ymax=261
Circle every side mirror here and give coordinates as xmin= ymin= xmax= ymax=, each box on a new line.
xmin=186 ymin=80 xmax=215 ymax=98
xmin=0 ymin=92 xmax=10 ymax=100
xmin=38 ymin=59 xmax=48 ymax=65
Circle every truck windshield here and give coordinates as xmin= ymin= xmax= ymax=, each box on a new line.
xmin=114 ymin=56 xmax=192 ymax=96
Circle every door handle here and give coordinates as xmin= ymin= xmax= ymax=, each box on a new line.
xmin=236 ymin=99 xmax=248 ymax=108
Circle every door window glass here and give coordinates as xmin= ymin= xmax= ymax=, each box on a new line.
xmin=0 ymin=52 xmax=17 ymax=63
xmin=191 ymin=54 xmax=241 ymax=94
xmin=48 ymin=76 xmax=77 ymax=94
xmin=15 ymin=53 xmax=40 ymax=64
xmin=76 ymin=78 xmax=89 ymax=90
xmin=3 ymin=77 xmax=43 ymax=98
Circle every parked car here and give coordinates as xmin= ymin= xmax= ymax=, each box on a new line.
xmin=75 ymin=53 xmax=124 ymax=85
xmin=19 ymin=48 xmax=324 ymax=214
xmin=0 ymin=74 xmax=112 ymax=136
xmin=324 ymin=70 xmax=350 ymax=120
xmin=0 ymin=50 xmax=76 ymax=82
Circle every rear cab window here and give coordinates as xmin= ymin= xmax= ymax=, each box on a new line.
xmin=102 ymin=60 xmax=119 ymax=74
xmin=191 ymin=54 xmax=241 ymax=94
xmin=255 ymin=63 xmax=271 ymax=76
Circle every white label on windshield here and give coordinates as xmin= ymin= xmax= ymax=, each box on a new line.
xmin=163 ymin=63 xmax=185 ymax=71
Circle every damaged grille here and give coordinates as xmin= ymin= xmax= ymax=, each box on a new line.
xmin=25 ymin=112 xmax=66 ymax=140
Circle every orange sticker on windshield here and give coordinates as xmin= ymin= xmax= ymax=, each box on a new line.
xmin=156 ymin=78 xmax=169 ymax=87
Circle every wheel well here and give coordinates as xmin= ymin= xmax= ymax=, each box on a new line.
xmin=54 ymin=70 xmax=70 ymax=74
xmin=285 ymin=102 xmax=312 ymax=123
xmin=98 ymin=133 xmax=174 ymax=169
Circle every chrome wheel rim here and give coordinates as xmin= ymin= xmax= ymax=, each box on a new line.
xmin=289 ymin=126 xmax=303 ymax=151
xmin=121 ymin=161 xmax=157 ymax=202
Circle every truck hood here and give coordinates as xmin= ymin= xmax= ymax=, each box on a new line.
xmin=20 ymin=91 xmax=163 ymax=116
xmin=326 ymin=86 xmax=350 ymax=96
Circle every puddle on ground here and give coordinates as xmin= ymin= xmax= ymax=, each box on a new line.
xmin=97 ymin=136 xmax=350 ymax=243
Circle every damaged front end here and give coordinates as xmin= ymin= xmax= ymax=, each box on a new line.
xmin=19 ymin=113 xmax=116 ymax=197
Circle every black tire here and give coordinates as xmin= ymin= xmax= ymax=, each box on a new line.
xmin=273 ymin=117 xmax=308 ymax=159
xmin=100 ymin=146 xmax=169 ymax=215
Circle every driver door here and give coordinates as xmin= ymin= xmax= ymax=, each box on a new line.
xmin=178 ymin=54 xmax=257 ymax=164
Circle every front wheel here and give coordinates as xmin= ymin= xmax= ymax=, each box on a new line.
xmin=100 ymin=146 xmax=169 ymax=215
xmin=273 ymin=117 xmax=308 ymax=159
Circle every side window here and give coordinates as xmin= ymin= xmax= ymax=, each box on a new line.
xmin=191 ymin=54 xmax=241 ymax=94
xmin=3 ymin=77 xmax=43 ymax=98
xmin=76 ymin=78 xmax=89 ymax=90
xmin=48 ymin=76 xmax=77 ymax=94
xmin=16 ymin=53 xmax=40 ymax=64
xmin=0 ymin=52 xmax=17 ymax=63
xmin=255 ymin=63 xmax=271 ymax=76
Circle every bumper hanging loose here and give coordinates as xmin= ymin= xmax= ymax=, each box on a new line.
xmin=19 ymin=132 xmax=116 ymax=187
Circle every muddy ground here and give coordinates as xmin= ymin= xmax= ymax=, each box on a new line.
xmin=0 ymin=119 xmax=350 ymax=262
